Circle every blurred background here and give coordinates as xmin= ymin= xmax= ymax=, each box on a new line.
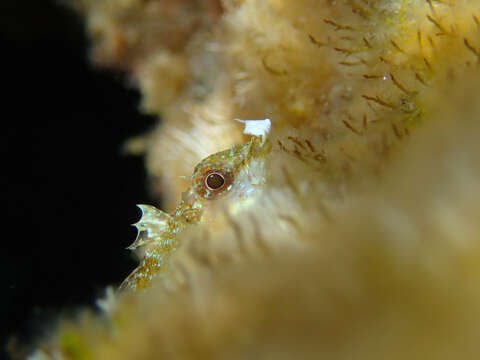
xmin=1 ymin=0 xmax=156 ymax=357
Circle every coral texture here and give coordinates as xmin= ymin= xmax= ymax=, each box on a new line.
xmin=27 ymin=0 xmax=480 ymax=358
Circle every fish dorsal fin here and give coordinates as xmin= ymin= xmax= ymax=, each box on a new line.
xmin=128 ymin=204 xmax=173 ymax=249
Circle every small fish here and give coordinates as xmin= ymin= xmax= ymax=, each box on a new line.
xmin=120 ymin=119 xmax=272 ymax=291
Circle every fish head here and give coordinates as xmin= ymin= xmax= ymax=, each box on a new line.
xmin=175 ymin=135 xmax=271 ymax=226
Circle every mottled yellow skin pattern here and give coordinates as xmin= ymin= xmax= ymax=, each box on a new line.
xmin=120 ymin=134 xmax=271 ymax=291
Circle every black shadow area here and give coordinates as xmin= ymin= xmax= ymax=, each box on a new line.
xmin=1 ymin=0 xmax=157 ymax=357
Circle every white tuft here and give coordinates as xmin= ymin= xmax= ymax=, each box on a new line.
xmin=235 ymin=118 xmax=271 ymax=137
xmin=96 ymin=286 xmax=117 ymax=315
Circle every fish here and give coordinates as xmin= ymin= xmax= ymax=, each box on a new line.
xmin=120 ymin=119 xmax=272 ymax=291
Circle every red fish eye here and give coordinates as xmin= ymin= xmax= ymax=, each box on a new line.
xmin=205 ymin=172 xmax=225 ymax=191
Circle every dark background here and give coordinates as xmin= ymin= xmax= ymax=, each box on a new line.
xmin=1 ymin=1 xmax=157 ymax=358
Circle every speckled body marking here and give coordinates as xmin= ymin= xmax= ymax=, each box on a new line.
xmin=120 ymin=132 xmax=271 ymax=291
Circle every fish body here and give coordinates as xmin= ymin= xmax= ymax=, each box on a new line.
xmin=120 ymin=122 xmax=271 ymax=291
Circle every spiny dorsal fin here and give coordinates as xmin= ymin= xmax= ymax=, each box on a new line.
xmin=128 ymin=204 xmax=173 ymax=249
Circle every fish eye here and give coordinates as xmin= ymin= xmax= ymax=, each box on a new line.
xmin=205 ymin=172 xmax=225 ymax=191
xmin=193 ymin=167 xmax=233 ymax=199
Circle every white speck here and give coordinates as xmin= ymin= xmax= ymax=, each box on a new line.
xmin=235 ymin=118 xmax=271 ymax=137
xmin=96 ymin=287 xmax=117 ymax=314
